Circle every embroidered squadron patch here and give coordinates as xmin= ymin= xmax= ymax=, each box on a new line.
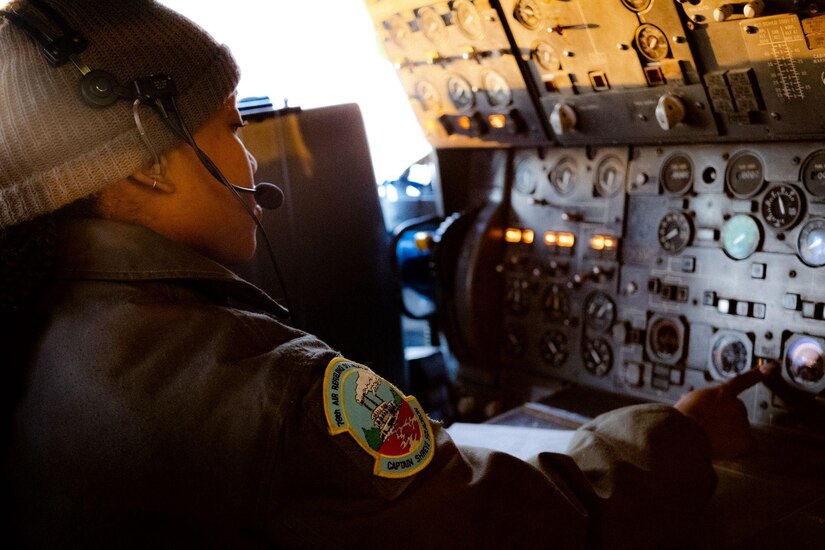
xmin=323 ymin=358 xmax=435 ymax=478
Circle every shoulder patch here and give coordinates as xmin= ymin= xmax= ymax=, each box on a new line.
xmin=323 ymin=358 xmax=435 ymax=478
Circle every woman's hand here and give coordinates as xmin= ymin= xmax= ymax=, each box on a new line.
xmin=674 ymin=362 xmax=776 ymax=459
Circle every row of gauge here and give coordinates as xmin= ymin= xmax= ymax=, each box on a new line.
xmin=497 ymin=143 xmax=825 ymax=410
xmin=513 ymin=147 xmax=825 ymax=267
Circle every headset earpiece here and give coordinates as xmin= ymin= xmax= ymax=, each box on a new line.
xmin=79 ymin=70 xmax=120 ymax=108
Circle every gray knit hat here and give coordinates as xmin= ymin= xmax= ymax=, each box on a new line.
xmin=0 ymin=0 xmax=240 ymax=228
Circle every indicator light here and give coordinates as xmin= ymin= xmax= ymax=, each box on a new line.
xmin=505 ymin=228 xmax=523 ymax=243
xmin=590 ymin=235 xmax=618 ymax=251
xmin=489 ymin=114 xmax=507 ymax=129
xmin=558 ymin=232 xmax=576 ymax=248
xmin=522 ymin=229 xmax=535 ymax=244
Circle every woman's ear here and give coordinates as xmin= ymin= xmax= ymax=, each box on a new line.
xmin=131 ymin=156 xmax=175 ymax=193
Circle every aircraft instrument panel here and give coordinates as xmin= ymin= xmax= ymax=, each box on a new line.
xmin=364 ymin=0 xmax=825 ymax=439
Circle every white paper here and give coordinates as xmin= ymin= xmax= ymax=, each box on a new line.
xmin=446 ymin=423 xmax=576 ymax=460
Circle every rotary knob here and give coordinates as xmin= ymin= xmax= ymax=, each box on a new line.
xmin=550 ymin=103 xmax=578 ymax=135
xmin=655 ymin=94 xmax=686 ymax=130
xmin=744 ymin=0 xmax=764 ymax=19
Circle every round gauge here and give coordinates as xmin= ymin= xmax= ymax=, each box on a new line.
xmin=534 ymin=42 xmax=561 ymax=72
xmin=583 ymin=338 xmax=613 ymax=377
xmin=622 ymin=0 xmax=652 ymax=11
xmin=386 ymin=15 xmax=411 ymax=46
xmin=661 ymin=154 xmax=694 ymax=195
xmin=761 ymin=184 xmax=804 ymax=231
xmin=418 ymin=7 xmax=448 ymax=44
xmin=595 ymin=156 xmax=624 ymax=197
xmin=583 ymin=292 xmax=616 ymax=333
xmin=540 ymin=330 xmax=569 ymax=367
xmin=542 ymin=284 xmax=570 ymax=322
xmin=785 ymin=337 xmax=825 ymax=388
xmin=505 ymin=277 xmax=533 ymax=314
xmin=482 ymin=71 xmax=512 ymax=107
xmin=549 ymin=157 xmax=577 ymax=196
xmin=726 ymin=152 xmax=765 ymax=198
xmin=657 ymin=211 xmax=693 ymax=254
xmin=798 ymin=218 xmax=825 ymax=267
xmin=454 ymin=0 xmax=485 ymax=40
xmin=635 ymin=24 xmax=669 ymax=61
xmin=514 ymin=0 xmax=543 ymax=30
xmin=447 ymin=75 xmax=475 ymax=110
xmin=503 ymin=324 xmax=528 ymax=359
xmin=802 ymin=151 xmax=825 ymax=198
xmin=414 ymin=80 xmax=441 ymax=112
xmin=514 ymin=157 xmax=542 ymax=195
xmin=711 ymin=333 xmax=751 ymax=378
xmin=722 ymin=215 xmax=762 ymax=260
xmin=647 ymin=316 xmax=683 ymax=364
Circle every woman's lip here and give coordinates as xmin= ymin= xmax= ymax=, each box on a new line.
xmin=254 ymin=204 xmax=263 ymax=220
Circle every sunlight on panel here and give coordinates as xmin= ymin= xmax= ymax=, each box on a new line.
xmin=160 ymin=0 xmax=431 ymax=183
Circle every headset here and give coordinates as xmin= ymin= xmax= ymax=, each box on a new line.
xmin=0 ymin=0 xmax=291 ymax=320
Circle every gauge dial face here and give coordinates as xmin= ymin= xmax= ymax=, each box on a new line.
xmin=550 ymin=158 xmax=577 ymax=196
xmin=583 ymin=338 xmax=613 ymax=377
xmin=483 ymin=71 xmax=512 ymax=107
xmin=722 ymin=214 xmax=762 ymax=260
xmin=514 ymin=0 xmax=543 ymax=30
xmin=514 ymin=157 xmax=542 ymax=195
xmin=711 ymin=333 xmax=750 ymax=378
xmin=447 ymin=75 xmax=475 ymax=110
xmin=414 ymin=80 xmax=441 ymax=112
xmin=761 ymin=184 xmax=804 ymax=230
xmin=657 ymin=211 xmax=693 ymax=254
xmin=635 ymin=24 xmax=669 ymax=61
xmin=543 ymin=284 xmax=570 ymax=321
xmin=802 ymin=151 xmax=825 ymax=198
xmin=540 ymin=330 xmax=569 ymax=367
xmin=595 ymin=156 xmax=624 ymax=197
xmin=726 ymin=152 xmax=764 ymax=198
xmin=583 ymin=292 xmax=616 ymax=333
xmin=386 ymin=15 xmax=411 ymax=46
xmin=798 ymin=218 xmax=825 ymax=267
xmin=503 ymin=324 xmax=528 ymax=358
xmin=622 ymin=0 xmax=652 ymax=11
xmin=785 ymin=337 xmax=825 ymax=388
xmin=418 ymin=7 xmax=448 ymax=44
xmin=661 ymin=154 xmax=693 ymax=195
xmin=648 ymin=317 xmax=683 ymax=363
xmin=454 ymin=0 xmax=485 ymax=40
xmin=534 ymin=42 xmax=561 ymax=72
xmin=506 ymin=277 xmax=533 ymax=314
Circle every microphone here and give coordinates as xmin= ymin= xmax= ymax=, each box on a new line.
xmin=230 ymin=182 xmax=284 ymax=210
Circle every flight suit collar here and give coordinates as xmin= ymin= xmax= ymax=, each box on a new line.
xmin=56 ymin=217 xmax=288 ymax=318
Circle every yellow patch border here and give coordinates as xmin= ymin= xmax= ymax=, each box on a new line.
xmin=322 ymin=357 xmax=435 ymax=478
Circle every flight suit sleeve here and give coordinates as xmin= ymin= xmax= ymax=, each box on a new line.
xmin=264 ymin=359 xmax=715 ymax=550
xmin=553 ymin=404 xmax=718 ymax=550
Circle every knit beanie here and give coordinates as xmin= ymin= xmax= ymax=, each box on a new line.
xmin=0 ymin=0 xmax=240 ymax=228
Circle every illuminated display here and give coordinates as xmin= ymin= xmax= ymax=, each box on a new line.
xmin=505 ymin=228 xmax=535 ymax=244
xmin=505 ymin=228 xmax=523 ymax=243
xmin=590 ymin=235 xmax=618 ymax=251
xmin=489 ymin=114 xmax=506 ymax=129
xmin=544 ymin=231 xmax=576 ymax=248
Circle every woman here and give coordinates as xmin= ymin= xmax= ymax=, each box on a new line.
xmin=1 ymin=0 xmax=767 ymax=547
